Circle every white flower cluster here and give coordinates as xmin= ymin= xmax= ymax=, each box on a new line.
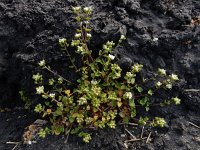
xmin=72 ymin=6 xmax=93 ymax=14
xmin=110 ymin=64 xmax=122 ymax=79
xmin=38 ymin=60 xmax=46 ymax=68
xmin=158 ymin=68 xmax=166 ymax=76
xmin=86 ymin=33 xmax=92 ymax=38
xmin=123 ymin=92 xmax=133 ymax=100
xmin=108 ymin=54 xmax=115 ymax=60
xmin=83 ymin=7 xmax=93 ymax=14
xmin=132 ymin=64 xmax=143 ymax=73
xmin=49 ymin=93 xmax=55 ymax=99
xmin=125 ymin=72 xmax=135 ymax=84
xmin=36 ymin=86 xmax=44 ymax=95
xmin=119 ymin=34 xmax=126 ymax=43
xmin=103 ymin=41 xmax=115 ymax=53
xmin=169 ymin=74 xmax=179 ymax=81
xmin=75 ymin=33 xmax=81 ymax=38
xmin=77 ymin=46 xmax=85 ymax=54
xmin=166 ymin=83 xmax=172 ymax=89
xmin=171 ymin=97 xmax=181 ymax=105
xmin=91 ymin=80 xmax=98 ymax=85
xmin=72 ymin=6 xmax=81 ymax=13
xmin=59 ymin=38 xmax=67 ymax=47
xmin=156 ymin=81 xmax=162 ymax=88
xmin=32 ymin=73 xmax=43 ymax=84
xmin=78 ymin=96 xmax=87 ymax=105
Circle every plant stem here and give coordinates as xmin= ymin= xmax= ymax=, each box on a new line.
xmin=80 ymin=23 xmax=94 ymax=62
xmin=44 ymin=66 xmax=76 ymax=85
xmin=64 ymin=45 xmax=79 ymax=72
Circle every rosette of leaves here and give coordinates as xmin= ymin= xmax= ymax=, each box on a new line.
xmin=32 ymin=6 xmax=181 ymax=143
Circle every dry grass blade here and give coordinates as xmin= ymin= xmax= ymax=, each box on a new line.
xmin=125 ymin=128 xmax=136 ymax=139
xmin=188 ymin=121 xmax=200 ymax=129
xmin=140 ymin=126 xmax=144 ymax=138
xmin=125 ymin=137 xmax=147 ymax=143
xmin=146 ymin=132 xmax=152 ymax=143
xmin=184 ymin=89 xmax=200 ymax=92
xmin=120 ymin=123 xmax=138 ymax=126
xmin=6 ymin=141 xmax=21 ymax=150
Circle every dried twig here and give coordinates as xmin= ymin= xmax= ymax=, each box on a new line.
xmin=6 ymin=141 xmax=21 ymax=150
xmin=6 ymin=142 xmax=20 ymax=145
xmin=184 ymin=89 xmax=200 ymax=92
xmin=124 ymin=142 xmax=128 ymax=149
xmin=12 ymin=144 xmax=19 ymax=150
xmin=125 ymin=128 xmax=136 ymax=139
xmin=146 ymin=132 xmax=152 ymax=143
xmin=125 ymin=137 xmax=147 ymax=143
xmin=140 ymin=126 xmax=144 ymax=138
xmin=120 ymin=123 xmax=138 ymax=126
xmin=188 ymin=121 xmax=200 ymax=129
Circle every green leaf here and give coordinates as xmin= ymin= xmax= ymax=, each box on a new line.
xmin=77 ymin=79 xmax=81 ymax=83
xmin=54 ymin=125 xmax=65 ymax=135
xmin=136 ymin=86 xmax=143 ymax=93
xmin=45 ymin=101 xmax=50 ymax=106
xmin=71 ymin=127 xmax=80 ymax=134
xmin=69 ymin=115 xmax=75 ymax=123
xmin=122 ymin=117 xmax=129 ymax=123
xmin=129 ymin=99 xmax=135 ymax=108
xmin=139 ymin=97 xmax=150 ymax=111
xmin=130 ymin=109 xmax=136 ymax=118
xmin=139 ymin=97 xmax=148 ymax=106
xmin=55 ymin=109 xmax=62 ymax=116
xmin=148 ymin=89 xmax=153 ymax=96
xmin=138 ymin=117 xmax=149 ymax=126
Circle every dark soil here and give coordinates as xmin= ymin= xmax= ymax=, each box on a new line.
xmin=0 ymin=0 xmax=200 ymax=149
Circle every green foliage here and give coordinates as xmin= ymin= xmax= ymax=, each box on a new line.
xmin=38 ymin=127 xmax=50 ymax=138
xmin=19 ymin=90 xmax=31 ymax=109
xmin=32 ymin=6 xmax=181 ymax=142
xmin=151 ymin=117 xmax=166 ymax=128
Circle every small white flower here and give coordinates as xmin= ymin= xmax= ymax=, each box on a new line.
xmin=156 ymin=81 xmax=162 ymax=87
xmin=107 ymin=41 xmax=115 ymax=46
xmin=91 ymin=80 xmax=98 ymax=85
xmin=153 ymin=37 xmax=159 ymax=42
xmin=84 ymin=21 xmax=89 ymax=24
xmin=28 ymin=141 xmax=32 ymax=145
xmin=103 ymin=45 xmax=109 ymax=51
xmin=132 ymin=64 xmax=143 ymax=73
xmin=158 ymin=68 xmax=166 ymax=76
xmin=38 ymin=60 xmax=46 ymax=67
xmin=78 ymin=97 xmax=87 ymax=105
xmin=120 ymin=35 xmax=126 ymax=40
xmin=32 ymin=73 xmax=42 ymax=83
xmin=75 ymin=33 xmax=81 ymax=38
xmin=108 ymin=54 xmax=115 ymax=60
xmin=87 ymin=33 xmax=92 ymax=38
xmin=123 ymin=92 xmax=132 ymax=100
xmin=166 ymin=84 xmax=172 ymax=89
xmin=59 ymin=38 xmax=67 ymax=45
xmin=77 ymin=46 xmax=84 ymax=53
xmin=49 ymin=93 xmax=55 ymax=99
xmin=72 ymin=6 xmax=81 ymax=12
xmin=169 ymin=74 xmax=179 ymax=81
xmin=171 ymin=97 xmax=181 ymax=105
xmin=125 ymin=72 xmax=135 ymax=84
xmin=36 ymin=86 xmax=44 ymax=95
xmin=83 ymin=7 xmax=93 ymax=13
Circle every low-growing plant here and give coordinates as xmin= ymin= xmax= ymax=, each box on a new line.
xmin=32 ymin=6 xmax=181 ymax=143
xmin=19 ymin=90 xmax=31 ymax=110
